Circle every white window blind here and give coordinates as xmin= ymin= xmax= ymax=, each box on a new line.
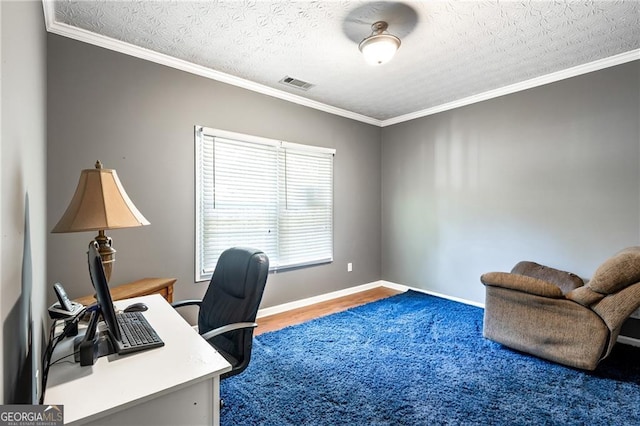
xmin=195 ymin=126 xmax=335 ymax=281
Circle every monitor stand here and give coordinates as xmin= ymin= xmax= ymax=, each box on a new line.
xmin=73 ymin=309 xmax=116 ymax=366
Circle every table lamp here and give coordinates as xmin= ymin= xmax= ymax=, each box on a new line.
xmin=52 ymin=160 xmax=149 ymax=282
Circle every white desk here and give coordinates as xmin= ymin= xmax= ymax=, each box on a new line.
xmin=44 ymin=294 xmax=231 ymax=425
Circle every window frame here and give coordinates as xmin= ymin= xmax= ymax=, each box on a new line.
xmin=195 ymin=125 xmax=335 ymax=282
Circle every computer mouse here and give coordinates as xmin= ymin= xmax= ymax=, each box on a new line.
xmin=124 ymin=302 xmax=148 ymax=313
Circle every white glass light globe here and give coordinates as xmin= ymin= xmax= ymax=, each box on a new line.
xmin=359 ymin=34 xmax=401 ymax=66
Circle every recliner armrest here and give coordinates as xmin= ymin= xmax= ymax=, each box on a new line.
xmin=200 ymin=322 xmax=258 ymax=341
xmin=481 ymin=272 xmax=564 ymax=298
xmin=590 ymin=281 xmax=640 ymax=331
xmin=171 ymin=299 xmax=202 ymax=309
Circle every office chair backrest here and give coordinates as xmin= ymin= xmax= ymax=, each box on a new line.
xmin=198 ymin=247 xmax=269 ymax=378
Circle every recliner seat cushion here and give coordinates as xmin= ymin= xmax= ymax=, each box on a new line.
xmin=588 ymin=246 xmax=640 ymax=294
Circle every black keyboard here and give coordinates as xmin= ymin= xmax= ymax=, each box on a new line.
xmin=114 ymin=311 xmax=165 ymax=354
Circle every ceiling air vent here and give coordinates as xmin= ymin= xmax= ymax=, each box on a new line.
xmin=279 ymin=76 xmax=314 ymax=91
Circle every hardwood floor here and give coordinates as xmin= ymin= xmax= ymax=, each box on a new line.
xmin=255 ymin=286 xmax=403 ymax=335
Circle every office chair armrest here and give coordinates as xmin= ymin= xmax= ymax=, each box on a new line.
xmin=171 ymin=299 xmax=202 ymax=309
xmin=200 ymin=322 xmax=258 ymax=341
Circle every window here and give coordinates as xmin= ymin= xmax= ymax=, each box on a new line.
xmin=195 ymin=126 xmax=335 ymax=281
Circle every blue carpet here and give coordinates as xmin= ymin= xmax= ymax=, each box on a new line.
xmin=220 ymin=290 xmax=640 ymax=425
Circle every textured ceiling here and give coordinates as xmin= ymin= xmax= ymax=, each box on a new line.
xmin=49 ymin=1 xmax=640 ymax=125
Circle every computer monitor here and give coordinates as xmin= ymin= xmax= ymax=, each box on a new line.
xmin=87 ymin=241 xmax=122 ymax=342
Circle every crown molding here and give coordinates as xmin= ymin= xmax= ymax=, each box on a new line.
xmin=42 ymin=3 xmax=382 ymax=127
xmin=42 ymin=0 xmax=55 ymax=29
xmin=43 ymin=1 xmax=638 ymax=129
xmin=381 ymin=49 xmax=640 ymax=127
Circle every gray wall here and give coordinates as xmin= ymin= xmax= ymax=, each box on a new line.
xmin=45 ymin=30 xmax=640 ymax=317
xmin=1 ymin=1 xmax=48 ymax=403
xmin=381 ymin=61 xmax=640 ymax=304
xmin=47 ymin=35 xmax=381 ymax=310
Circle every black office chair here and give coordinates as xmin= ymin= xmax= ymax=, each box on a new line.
xmin=173 ymin=247 xmax=269 ymax=379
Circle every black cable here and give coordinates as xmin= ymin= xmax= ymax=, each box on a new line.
xmin=39 ymin=321 xmax=60 ymax=404
xmin=39 ymin=310 xmax=86 ymax=404
xmin=50 ymin=350 xmax=80 ymax=366
xmin=47 ymin=319 xmax=57 ymax=347
xmin=40 ymin=320 xmax=76 ymax=403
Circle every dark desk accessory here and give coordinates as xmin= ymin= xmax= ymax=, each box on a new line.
xmin=75 ymin=310 xmax=100 ymax=366
xmin=48 ymin=283 xmax=85 ymax=320
xmin=124 ymin=302 xmax=148 ymax=313
xmin=72 ymin=309 xmax=115 ymax=367
xmin=48 ymin=283 xmax=85 ymax=339
xmin=54 ymin=282 xmax=73 ymax=311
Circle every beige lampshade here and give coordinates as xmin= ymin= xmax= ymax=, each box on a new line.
xmin=52 ymin=161 xmax=150 ymax=233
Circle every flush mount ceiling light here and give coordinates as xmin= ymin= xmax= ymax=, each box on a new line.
xmin=358 ymin=21 xmax=401 ymax=66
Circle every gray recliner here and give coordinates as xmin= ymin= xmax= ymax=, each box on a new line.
xmin=481 ymin=247 xmax=640 ymax=370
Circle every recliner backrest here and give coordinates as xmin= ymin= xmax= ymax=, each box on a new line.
xmin=587 ymin=246 xmax=640 ymax=294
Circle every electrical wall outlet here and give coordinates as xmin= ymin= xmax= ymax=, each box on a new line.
xmin=347 ymin=262 xmax=353 ymax=272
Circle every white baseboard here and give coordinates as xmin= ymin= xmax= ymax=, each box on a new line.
xmin=380 ymin=280 xmax=485 ymax=309
xmin=617 ymin=335 xmax=640 ymax=348
xmin=257 ymin=280 xmax=485 ymax=319
xmin=256 ymin=280 xmax=387 ymax=319
xmin=258 ymin=280 xmax=640 ymax=352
